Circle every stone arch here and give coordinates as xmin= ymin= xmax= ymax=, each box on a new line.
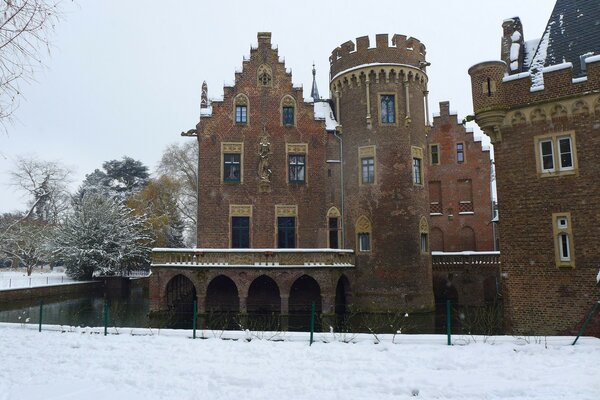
xmin=335 ymin=274 xmax=351 ymax=317
xmin=459 ymin=226 xmax=476 ymax=251
xmin=205 ymin=275 xmax=239 ymax=313
xmin=257 ymin=64 xmax=272 ymax=87
xmin=233 ymin=93 xmax=249 ymax=124
xmin=355 ymin=215 xmax=372 ymax=252
xmin=247 ymin=275 xmax=281 ymax=315
xmin=550 ymin=103 xmax=568 ymax=119
xmin=572 ymin=100 xmax=589 ymax=116
xmin=430 ymin=227 xmax=444 ymax=252
xmin=164 ymin=274 xmax=197 ymax=328
xmin=530 ymin=108 xmax=547 ymax=123
xmin=288 ymin=275 xmax=322 ymax=331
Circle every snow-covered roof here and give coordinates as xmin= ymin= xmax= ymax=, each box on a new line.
xmin=313 ymin=101 xmax=338 ymax=131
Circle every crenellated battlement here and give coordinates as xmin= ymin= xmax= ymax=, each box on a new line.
xmin=329 ymin=34 xmax=426 ymax=78
xmin=469 ymin=56 xmax=600 ymax=142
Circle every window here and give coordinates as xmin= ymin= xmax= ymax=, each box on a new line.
xmin=358 ymin=233 xmax=371 ymax=252
xmin=277 ymin=217 xmax=296 ymax=248
xmin=421 ymin=233 xmax=429 ymax=254
xmin=356 ymin=216 xmax=372 ymax=253
xmin=457 ymin=143 xmax=465 ymax=163
xmin=535 ymin=132 xmax=577 ymax=177
xmin=235 ymin=105 xmax=247 ymax=124
xmin=283 ymin=106 xmax=294 ymax=125
xmin=380 ymin=95 xmax=395 ymax=124
xmin=231 ymin=217 xmax=249 ymax=248
xmin=223 ymin=153 xmax=241 ymax=182
xmin=553 ymin=213 xmax=574 ymax=268
xmin=430 ymin=144 xmax=440 ymax=165
xmin=419 ymin=216 xmax=429 ymax=254
xmin=329 ymin=217 xmax=339 ymax=249
xmin=413 ymin=158 xmax=422 ymax=185
xmin=288 ymin=154 xmax=305 ymax=183
xmin=361 ymin=157 xmax=374 ymax=184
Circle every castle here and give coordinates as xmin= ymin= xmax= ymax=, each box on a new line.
xmin=148 ymin=30 xmax=495 ymax=327
xmin=469 ymin=0 xmax=600 ymax=335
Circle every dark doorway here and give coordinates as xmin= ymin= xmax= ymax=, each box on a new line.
xmin=289 ymin=275 xmax=322 ymax=331
xmin=246 ymin=275 xmax=281 ymax=330
xmin=205 ymin=275 xmax=240 ymax=330
xmin=165 ymin=274 xmax=197 ymax=328
xmin=334 ymin=275 xmax=350 ymax=331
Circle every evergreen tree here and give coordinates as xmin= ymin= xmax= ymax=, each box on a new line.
xmin=52 ymin=193 xmax=152 ymax=280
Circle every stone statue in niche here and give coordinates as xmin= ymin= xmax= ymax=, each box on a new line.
xmin=258 ymin=127 xmax=272 ymax=184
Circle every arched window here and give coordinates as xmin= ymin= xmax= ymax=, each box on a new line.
xmin=327 ymin=207 xmax=341 ymax=249
xmin=257 ymin=64 xmax=272 ymax=87
xmin=233 ymin=94 xmax=249 ymax=124
xmin=553 ymin=213 xmax=574 ymax=268
xmin=281 ymin=95 xmax=296 ymax=126
xmin=355 ymin=216 xmax=372 ymax=253
xmin=419 ymin=216 xmax=429 ymax=254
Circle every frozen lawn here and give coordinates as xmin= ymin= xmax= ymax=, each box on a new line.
xmin=0 ymin=267 xmax=72 ymax=290
xmin=0 ymin=324 xmax=599 ymax=399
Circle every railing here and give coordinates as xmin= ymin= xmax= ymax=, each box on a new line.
xmin=151 ymin=248 xmax=355 ymax=269
xmin=432 ymin=251 xmax=500 ymax=272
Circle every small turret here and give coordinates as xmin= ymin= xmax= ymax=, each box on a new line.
xmin=200 ymin=81 xmax=208 ymax=109
xmin=310 ymin=63 xmax=320 ymax=101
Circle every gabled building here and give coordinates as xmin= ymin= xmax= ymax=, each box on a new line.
xmin=469 ymin=0 xmax=600 ymax=335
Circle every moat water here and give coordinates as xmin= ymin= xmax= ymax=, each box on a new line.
xmin=0 ymin=284 xmax=502 ymax=335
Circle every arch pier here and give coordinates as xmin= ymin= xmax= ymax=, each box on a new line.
xmin=150 ymin=248 xmax=354 ymax=331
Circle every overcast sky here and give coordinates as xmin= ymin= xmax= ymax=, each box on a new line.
xmin=0 ymin=0 xmax=556 ymax=213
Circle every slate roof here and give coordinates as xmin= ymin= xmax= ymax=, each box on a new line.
xmin=532 ymin=0 xmax=600 ymax=77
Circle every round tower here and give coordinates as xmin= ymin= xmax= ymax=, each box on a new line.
xmin=329 ymin=34 xmax=434 ymax=313
xmin=468 ymin=60 xmax=507 ymax=143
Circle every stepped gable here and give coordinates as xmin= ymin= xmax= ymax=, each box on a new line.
xmin=329 ymin=34 xmax=426 ymax=78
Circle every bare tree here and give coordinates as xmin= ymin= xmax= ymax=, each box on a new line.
xmin=9 ymin=155 xmax=72 ymax=223
xmin=0 ymin=0 xmax=62 ymax=127
xmin=0 ymin=213 xmax=51 ymax=275
xmin=157 ymin=141 xmax=198 ymax=246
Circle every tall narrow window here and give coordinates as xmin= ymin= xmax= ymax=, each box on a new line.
xmin=231 ymin=217 xmax=249 ymax=248
xmin=430 ymin=144 xmax=440 ymax=165
xmin=235 ymin=105 xmax=247 ymax=124
xmin=413 ymin=158 xmax=422 ymax=185
xmin=223 ymin=153 xmax=241 ymax=182
xmin=288 ymin=154 xmax=305 ymax=183
xmin=277 ymin=217 xmax=296 ymax=248
xmin=380 ymin=95 xmax=395 ymax=124
xmin=558 ymin=137 xmax=573 ymax=169
xmin=328 ymin=217 xmax=339 ymax=249
xmin=356 ymin=216 xmax=372 ymax=253
xmin=283 ymin=106 xmax=294 ymax=125
xmin=361 ymin=157 xmax=375 ymax=184
xmin=457 ymin=143 xmax=465 ymax=163
xmin=553 ymin=213 xmax=574 ymax=267
xmin=419 ymin=216 xmax=429 ymax=254
xmin=540 ymin=140 xmax=554 ymax=171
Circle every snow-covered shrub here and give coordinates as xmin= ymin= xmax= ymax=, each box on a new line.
xmin=51 ymin=193 xmax=152 ymax=280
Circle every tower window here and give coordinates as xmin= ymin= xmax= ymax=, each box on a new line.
xmin=380 ymin=95 xmax=396 ymax=124
xmin=283 ymin=106 xmax=294 ymax=125
xmin=552 ymin=213 xmax=575 ymax=268
xmin=413 ymin=158 xmax=422 ymax=185
xmin=235 ymin=105 xmax=247 ymax=124
xmin=535 ymin=132 xmax=577 ymax=177
xmin=457 ymin=143 xmax=465 ymax=163
xmin=328 ymin=217 xmax=339 ymax=249
xmin=358 ymin=233 xmax=371 ymax=252
xmin=361 ymin=157 xmax=375 ymax=184
xmin=430 ymin=144 xmax=440 ymax=165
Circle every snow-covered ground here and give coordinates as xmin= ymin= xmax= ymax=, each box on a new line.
xmin=0 ymin=267 xmax=73 ymax=290
xmin=1 ymin=324 xmax=598 ymax=400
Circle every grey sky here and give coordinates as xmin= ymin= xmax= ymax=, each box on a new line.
xmin=0 ymin=0 xmax=555 ymax=213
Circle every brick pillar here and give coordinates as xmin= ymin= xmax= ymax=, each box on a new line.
xmin=321 ymin=294 xmax=336 ymax=332
xmin=239 ymin=295 xmax=247 ymax=313
xmin=280 ymin=295 xmax=289 ymax=331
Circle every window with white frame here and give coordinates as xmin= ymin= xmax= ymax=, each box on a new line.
xmin=552 ymin=213 xmax=575 ymax=268
xmin=535 ymin=132 xmax=577 ymax=176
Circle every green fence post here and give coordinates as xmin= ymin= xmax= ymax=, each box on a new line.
xmin=572 ymin=301 xmax=600 ymax=345
xmin=38 ymin=301 xmax=43 ymax=332
xmin=309 ymin=302 xmax=315 ymax=346
xmin=193 ymin=301 xmax=197 ymax=339
xmin=103 ymin=301 xmax=109 ymax=336
xmin=446 ymin=300 xmax=452 ymax=346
